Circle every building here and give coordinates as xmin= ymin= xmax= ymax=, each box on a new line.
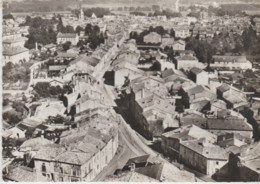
xmin=120 ymin=155 xmax=196 ymax=182
xmin=226 ymin=142 xmax=260 ymax=181
xmin=174 ymin=26 xmax=190 ymax=38
xmin=161 ymin=125 xmax=217 ymax=161
xmin=2 ymin=47 xmax=30 ymax=66
xmin=56 ymin=33 xmax=79 ymax=45
xmin=143 ymin=32 xmax=162 ymax=44
xmin=175 ymin=55 xmax=200 ymax=70
xmin=190 ymin=67 xmax=209 ymax=86
xmin=172 ymin=40 xmax=185 ymax=51
xmin=179 ymin=138 xmax=229 ymax=176
xmin=33 ymin=113 xmax=119 ymax=182
xmin=113 ymin=62 xmax=145 ymax=87
xmin=211 ymin=56 xmax=252 ymax=70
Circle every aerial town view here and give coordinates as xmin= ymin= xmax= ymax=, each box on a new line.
xmin=1 ymin=0 xmax=260 ymax=182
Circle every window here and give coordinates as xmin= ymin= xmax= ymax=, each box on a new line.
xmin=72 ymin=170 xmax=76 ymax=176
xmin=42 ymin=163 xmax=46 ymax=172
xmin=59 ymin=177 xmax=63 ymax=182
xmin=60 ymin=167 xmax=63 ymax=173
xmin=216 ymin=161 xmax=219 ymax=165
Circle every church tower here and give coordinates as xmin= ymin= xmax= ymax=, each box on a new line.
xmin=78 ymin=0 xmax=84 ymax=20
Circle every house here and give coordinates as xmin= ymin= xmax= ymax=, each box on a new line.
xmin=217 ymin=133 xmax=249 ymax=148
xmin=33 ymin=114 xmax=119 ymax=182
xmin=172 ymin=40 xmax=185 ymax=51
xmin=161 ymin=34 xmax=175 ymax=48
xmin=2 ymin=46 xmax=30 ymax=66
xmin=211 ymin=56 xmax=252 ymax=70
xmin=113 ymin=62 xmax=145 ymax=87
xmin=143 ymin=32 xmax=162 ymax=44
xmin=5 ymin=126 xmax=26 ymax=139
xmin=179 ymin=138 xmax=229 ymax=176
xmin=224 ymin=142 xmax=260 ymax=181
xmin=175 ymin=55 xmax=200 ymax=70
xmin=207 ymin=116 xmax=253 ymax=139
xmin=216 ymin=84 xmax=249 ymax=109
xmin=41 ymin=44 xmax=57 ymax=52
xmin=2 ymin=37 xmax=28 ymax=49
xmin=121 ymin=155 xmax=196 ymax=182
xmin=190 ymin=67 xmax=209 ymax=86
xmin=161 ymin=125 xmax=217 ymax=161
xmin=56 ymin=32 xmax=79 ymax=45
xmin=3 ymin=166 xmax=50 ymax=182
xmin=174 ymin=26 xmax=190 ymax=38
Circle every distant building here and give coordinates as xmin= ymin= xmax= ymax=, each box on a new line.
xmin=174 ymin=26 xmax=190 ymax=38
xmin=225 ymin=142 xmax=260 ymax=181
xmin=175 ymin=55 xmax=200 ymax=70
xmin=190 ymin=67 xmax=209 ymax=86
xmin=143 ymin=32 xmax=162 ymax=44
xmin=179 ymin=138 xmax=229 ymax=176
xmin=2 ymin=47 xmax=30 ymax=66
xmin=172 ymin=40 xmax=185 ymax=51
xmin=211 ymin=56 xmax=252 ymax=70
xmin=57 ymin=33 xmax=79 ymax=45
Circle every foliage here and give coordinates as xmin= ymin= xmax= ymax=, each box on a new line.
xmin=83 ymin=8 xmax=111 ymax=18
xmin=130 ymin=12 xmax=146 ymax=16
xmin=33 ymin=82 xmax=72 ymax=98
xmin=148 ymin=9 xmax=181 ymax=18
xmin=242 ymin=27 xmax=260 ymax=55
xmin=3 ymin=110 xmax=23 ymax=125
xmin=3 ymin=62 xmax=31 ymax=84
xmin=62 ymin=41 xmax=71 ymax=51
xmin=186 ymin=38 xmax=216 ymax=65
xmin=23 ymin=16 xmax=58 ymax=49
xmin=3 ymin=14 xmax=14 ymax=19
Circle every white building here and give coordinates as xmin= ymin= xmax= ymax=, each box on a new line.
xmin=2 ymin=47 xmax=30 ymax=66
xmin=56 ymin=33 xmax=79 ymax=45
xmin=211 ymin=56 xmax=252 ymax=70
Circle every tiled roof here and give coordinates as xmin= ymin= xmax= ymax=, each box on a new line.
xmin=181 ymin=139 xmax=228 ymax=160
xmin=104 ymin=171 xmax=158 ymax=182
xmin=4 ymin=166 xmax=50 ymax=182
xmin=3 ymin=47 xmax=29 ymax=56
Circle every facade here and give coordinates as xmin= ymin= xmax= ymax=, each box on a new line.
xmin=33 ymin=115 xmax=119 ymax=182
xmin=179 ymin=139 xmax=228 ymax=176
xmin=211 ymin=56 xmax=252 ymax=70
xmin=175 ymin=55 xmax=199 ymax=70
xmin=174 ymin=26 xmax=190 ymax=38
xmin=190 ymin=67 xmax=209 ymax=86
xmin=172 ymin=40 xmax=185 ymax=51
xmin=57 ymin=33 xmax=79 ymax=45
xmin=2 ymin=47 xmax=30 ymax=66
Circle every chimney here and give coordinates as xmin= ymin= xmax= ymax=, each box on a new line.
xmin=141 ymin=88 xmax=145 ymax=98
xmin=130 ymin=163 xmax=135 ymax=172
xmin=229 ymin=84 xmax=233 ymax=95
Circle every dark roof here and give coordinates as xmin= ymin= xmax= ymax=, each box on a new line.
xmin=190 ymin=67 xmax=203 ymax=75
xmin=135 ymin=163 xmax=164 ymax=180
xmin=161 ymin=69 xmax=174 ymax=78
xmin=207 ymin=118 xmax=252 ymax=131
xmin=125 ymin=155 xmax=151 ymax=166
xmin=217 ymin=84 xmax=230 ymax=93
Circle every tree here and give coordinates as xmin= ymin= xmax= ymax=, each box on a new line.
xmin=62 ymin=41 xmax=71 ymax=51
xmin=3 ymin=14 xmax=14 ymax=20
xmin=85 ymin=24 xmax=92 ymax=35
xmin=75 ymin=26 xmax=84 ymax=34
